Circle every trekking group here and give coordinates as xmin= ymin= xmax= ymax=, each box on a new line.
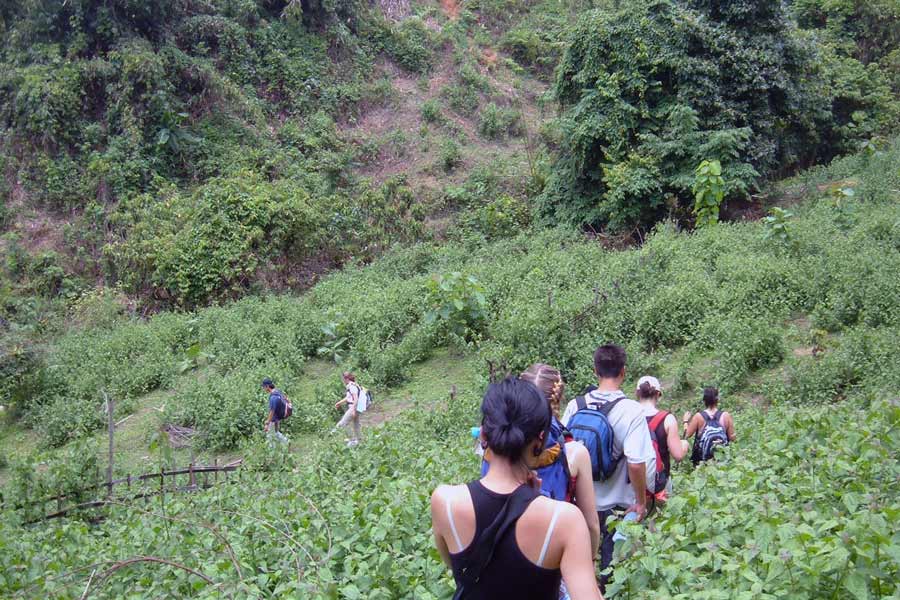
xmin=262 ymin=371 xmax=372 ymax=447
xmin=432 ymin=343 xmax=736 ymax=599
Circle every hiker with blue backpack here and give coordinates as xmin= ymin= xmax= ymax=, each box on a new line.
xmin=262 ymin=377 xmax=291 ymax=443
xmin=519 ymin=364 xmax=601 ymax=558
xmin=432 ymin=377 xmax=603 ymax=600
xmin=560 ymin=344 xmax=656 ymax=592
xmin=683 ymin=387 xmax=735 ymax=465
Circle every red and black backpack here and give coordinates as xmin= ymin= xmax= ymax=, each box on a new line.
xmin=646 ymin=411 xmax=670 ymax=494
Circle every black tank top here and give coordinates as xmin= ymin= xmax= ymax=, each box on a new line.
xmin=449 ymin=481 xmax=562 ymax=600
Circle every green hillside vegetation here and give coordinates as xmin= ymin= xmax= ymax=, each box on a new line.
xmin=1 ymin=0 xmax=900 ymax=598
xmin=1 ymin=144 xmax=899 ymax=597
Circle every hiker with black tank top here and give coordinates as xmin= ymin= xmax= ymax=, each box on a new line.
xmin=635 ymin=376 xmax=688 ymax=504
xmin=559 ymin=344 xmax=655 ymax=593
xmin=683 ymin=387 xmax=736 ymax=465
xmin=431 ymin=377 xmax=602 ymax=600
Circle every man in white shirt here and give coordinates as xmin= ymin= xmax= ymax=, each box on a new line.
xmin=560 ymin=343 xmax=655 ymax=591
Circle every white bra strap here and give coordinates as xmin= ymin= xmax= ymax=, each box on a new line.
xmin=446 ymin=494 xmax=464 ymax=553
xmin=537 ymin=503 xmax=562 ymax=567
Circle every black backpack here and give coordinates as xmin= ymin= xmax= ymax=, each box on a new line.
xmin=692 ymin=410 xmax=728 ymax=464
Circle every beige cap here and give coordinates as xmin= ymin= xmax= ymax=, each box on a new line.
xmin=636 ymin=375 xmax=662 ymax=393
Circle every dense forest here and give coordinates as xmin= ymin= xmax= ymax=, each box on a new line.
xmin=0 ymin=0 xmax=898 ymax=598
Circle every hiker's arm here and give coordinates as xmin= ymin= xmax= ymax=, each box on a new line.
xmin=429 ymin=488 xmax=453 ymax=569
xmin=623 ymin=414 xmax=651 ymax=518
xmin=264 ymin=409 xmax=274 ymax=430
xmin=559 ymin=507 xmax=603 ymax=600
xmin=665 ymin=415 xmax=688 ymax=462
xmin=570 ymin=444 xmax=600 ymax=557
xmin=683 ymin=413 xmax=701 ymax=439
xmin=724 ymin=412 xmax=737 ymax=442
xmin=626 ymin=462 xmax=648 ymax=518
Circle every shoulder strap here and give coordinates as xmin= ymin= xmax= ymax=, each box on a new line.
xmin=713 ymin=410 xmax=722 ymax=422
xmin=536 ymin=502 xmax=562 ymax=567
xmin=648 ymin=410 xmax=668 ymax=432
xmin=701 ymin=411 xmax=712 ymax=423
xmin=598 ymin=396 xmax=626 ymax=416
xmin=452 ymin=484 xmax=540 ymax=600
xmin=575 ymin=395 xmax=586 ymax=411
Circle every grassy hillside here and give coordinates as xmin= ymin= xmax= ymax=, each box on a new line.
xmin=1 ymin=1 xmax=899 ymax=597
xmin=1 ymin=139 xmax=899 ymax=597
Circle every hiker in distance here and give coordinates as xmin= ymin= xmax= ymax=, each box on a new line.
xmin=431 ymin=377 xmax=603 ymax=600
xmin=635 ymin=375 xmax=688 ymax=503
xmin=683 ymin=387 xmax=735 ymax=465
xmin=334 ymin=372 xmax=369 ymax=447
xmin=262 ymin=378 xmax=291 ymax=443
xmin=560 ymin=344 xmax=655 ymax=592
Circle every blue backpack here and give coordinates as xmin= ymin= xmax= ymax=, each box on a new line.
xmin=567 ymin=395 xmax=625 ymax=482
xmin=480 ymin=417 xmax=573 ymax=502
xmin=535 ymin=417 xmax=572 ymax=502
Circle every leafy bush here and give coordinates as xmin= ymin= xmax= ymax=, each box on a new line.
xmin=380 ymin=17 xmax=434 ymax=73
xmin=106 ymin=172 xmax=329 ymax=307
xmin=420 ymin=99 xmax=443 ymax=124
xmin=438 ymin=138 xmax=462 ymax=172
xmin=692 ymin=159 xmax=725 ymax=228
xmin=424 ymin=272 xmax=488 ymax=341
xmin=477 ymin=103 xmax=523 ymax=140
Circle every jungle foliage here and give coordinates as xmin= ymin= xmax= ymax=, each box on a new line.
xmin=540 ymin=0 xmax=900 ymax=231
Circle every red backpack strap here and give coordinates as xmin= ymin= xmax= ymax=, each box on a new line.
xmin=648 ymin=410 xmax=669 ymax=432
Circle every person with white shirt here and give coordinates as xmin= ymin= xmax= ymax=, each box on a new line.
xmin=635 ymin=375 xmax=689 ymax=504
xmin=560 ymin=344 xmax=655 ymax=592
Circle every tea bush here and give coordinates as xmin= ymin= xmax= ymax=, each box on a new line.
xmin=610 ymin=397 xmax=899 ymax=599
xmin=477 ymin=103 xmax=524 ymax=140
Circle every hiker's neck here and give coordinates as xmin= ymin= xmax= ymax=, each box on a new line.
xmin=596 ymin=377 xmax=623 ymax=393
xmin=483 ymin=455 xmax=531 ymax=491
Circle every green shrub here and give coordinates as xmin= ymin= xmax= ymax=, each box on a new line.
xmin=107 ymin=171 xmax=328 ymax=307
xmin=457 ymin=194 xmax=531 ymax=240
xmin=439 ymin=138 xmax=462 ymax=172
xmin=477 ymin=103 xmax=524 ymax=140
xmin=380 ymin=17 xmax=434 ymax=73
xmin=424 ymin=272 xmax=488 ymax=342
xmin=421 ymin=99 xmax=443 ymax=124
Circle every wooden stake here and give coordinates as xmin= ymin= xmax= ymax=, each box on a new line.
xmin=105 ymin=392 xmax=114 ymax=497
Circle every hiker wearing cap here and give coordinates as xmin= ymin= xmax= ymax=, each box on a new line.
xmin=683 ymin=387 xmax=735 ymax=464
xmin=635 ymin=376 xmax=688 ymax=504
xmin=262 ymin=378 xmax=290 ymax=443
xmin=560 ymin=343 xmax=655 ymax=592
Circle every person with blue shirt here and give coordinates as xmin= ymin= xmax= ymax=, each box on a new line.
xmin=262 ymin=378 xmax=288 ymax=443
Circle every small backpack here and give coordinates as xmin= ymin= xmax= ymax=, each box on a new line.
xmin=646 ymin=411 xmax=669 ymax=494
xmin=535 ymin=417 xmax=574 ymax=502
xmin=692 ymin=410 xmax=729 ymax=464
xmin=480 ymin=417 xmax=574 ymax=503
xmin=272 ymin=391 xmax=292 ymax=420
xmin=567 ymin=396 xmax=625 ymax=481
xmin=353 ymin=384 xmax=372 ymax=413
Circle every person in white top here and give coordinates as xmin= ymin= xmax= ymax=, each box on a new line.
xmin=334 ymin=372 xmax=362 ymax=447
xmin=560 ymin=344 xmax=655 ymax=592
xmin=635 ymin=375 xmax=688 ymax=503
